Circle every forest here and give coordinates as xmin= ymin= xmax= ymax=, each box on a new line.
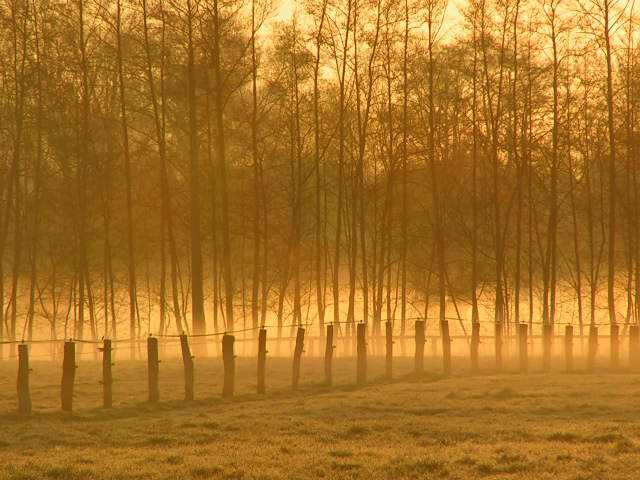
xmin=0 ymin=0 xmax=638 ymax=344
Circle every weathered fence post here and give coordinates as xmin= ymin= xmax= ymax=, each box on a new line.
xmin=180 ymin=334 xmax=194 ymax=401
xmin=441 ymin=320 xmax=451 ymax=376
xmin=610 ymin=324 xmax=619 ymax=370
xmin=357 ymin=323 xmax=367 ymax=385
xmin=565 ymin=325 xmax=573 ymax=373
xmin=257 ymin=328 xmax=267 ymax=394
xmin=470 ymin=322 xmax=480 ymax=373
xmin=542 ymin=324 xmax=552 ymax=372
xmin=102 ymin=339 xmax=112 ymax=408
xmin=495 ymin=322 xmax=503 ymax=372
xmin=414 ymin=320 xmax=425 ymax=373
xmin=518 ymin=323 xmax=528 ymax=373
xmin=61 ymin=340 xmax=76 ymax=411
xmin=18 ymin=344 xmax=31 ymax=415
xmin=222 ymin=334 xmax=235 ymax=397
xmin=324 ymin=324 xmax=334 ymax=386
xmin=587 ymin=325 xmax=598 ymax=372
xmin=629 ymin=325 xmax=640 ymax=369
xmin=147 ymin=336 xmax=159 ymax=403
xmin=292 ymin=327 xmax=305 ymax=391
xmin=385 ymin=321 xmax=393 ymax=380
xmin=350 ymin=323 xmax=357 ymax=356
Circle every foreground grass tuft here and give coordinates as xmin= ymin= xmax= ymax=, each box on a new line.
xmin=385 ymin=457 xmax=448 ymax=479
xmin=45 ymin=466 xmax=94 ymax=480
xmin=189 ymin=466 xmax=223 ymax=479
xmin=548 ymin=432 xmax=581 ymax=442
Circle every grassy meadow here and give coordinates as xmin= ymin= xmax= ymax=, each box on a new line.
xmin=0 ymin=340 xmax=639 ymax=479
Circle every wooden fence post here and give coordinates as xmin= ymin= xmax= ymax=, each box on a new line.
xmin=518 ymin=323 xmax=528 ymax=373
xmin=542 ymin=324 xmax=552 ymax=372
xmin=587 ymin=325 xmax=598 ymax=372
xmin=470 ymin=322 xmax=480 ymax=373
xmin=610 ymin=324 xmax=619 ymax=370
xmin=61 ymin=341 xmax=76 ymax=411
xmin=222 ymin=334 xmax=235 ymax=398
xmin=385 ymin=321 xmax=393 ymax=380
xmin=180 ymin=334 xmax=194 ymax=401
xmin=441 ymin=320 xmax=451 ymax=376
xmin=629 ymin=325 xmax=639 ymax=369
xmin=292 ymin=327 xmax=305 ymax=391
xmin=414 ymin=320 xmax=425 ymax=373
xmin=257 ymin=327 xmax=267 ymax=394
xmin=102 ymin=339 xmax=112 ymax=408
xmin=18 ymin=344 xmax=31 ymax=415
xmin=324 ymin=325 xmax=333 ymax=386
xmin=495 ymin=322 xmax=503 ymax=372
xmin=147 ymin=336 xmax=159 ymax=403
xmin=565 ymin=325 xmax=573 ymax=373
xmin=356 ymin=323 xmax=367 ymax=385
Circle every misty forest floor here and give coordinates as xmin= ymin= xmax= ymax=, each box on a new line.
xmin=0 ymin=352 xmax=640 ymax=480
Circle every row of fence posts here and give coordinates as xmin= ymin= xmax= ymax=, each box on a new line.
xmin=14 ymin=320 xmax=640 ymax=414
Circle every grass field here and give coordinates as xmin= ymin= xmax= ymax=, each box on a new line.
xmin=1 ymin=347 xmax=639 ymax=479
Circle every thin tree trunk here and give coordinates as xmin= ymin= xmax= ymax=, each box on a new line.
xmin=211 ymin=0 xmax=235 ymax=330
xmin=116 ymin=0 xmax=139 ymax=345
xmin=187 ymin=0 xmax=206 ymax=336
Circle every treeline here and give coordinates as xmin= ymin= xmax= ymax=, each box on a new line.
xmin=0 ymin=0 xmax=638 ymax=342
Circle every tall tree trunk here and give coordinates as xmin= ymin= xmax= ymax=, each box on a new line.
xmin=116 ymin=0 xmax=139 ymax=344
xmin=333 ymin=0 xmax=353 ymax=334
xmin=313 ymin=0 xmax=328 ymax=336
xmin=141 ymin=0 xmax=183 ymax=334
xmin=250 ymin=0 xmax=261 ymax=334
xmin=401 ymin=0 xmax=410 ymax=334
xmin=211 ymin=0 xmax=235 ymax=330
xmin=187 ymin=0 xmax=206 ymax=336
xmin=604 ymin=0 xmax=617 ymax=326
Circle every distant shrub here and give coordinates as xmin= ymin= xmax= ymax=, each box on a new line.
xmin=328 ymin=449 xmax=353 ymax=458
xmin=338 ymin=425 xmax=369 ymax=438
xmin=491 ymin=387 xmax=518 ymax=399
xmin=144 ymin=436 xmax=173 ymax=446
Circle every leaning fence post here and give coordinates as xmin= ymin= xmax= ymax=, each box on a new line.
xmin=257 ymin=328 xmax=267 ymax=394
xmin=542 ymin=324 xmax=552 ymax=372
xmin=610 ymin=324 xmax=619 ymax=370
xmin=414 ymin=320 xmax=425 ymax=373
xmin=18 ymin=344 xmax=31 ymax=415
xmin=587 ymin=325 xmax=598 ymax=372
xmin=629 ymin=325 xmax=640 ymax=369
xmin=470 ymin=322 xmax=480 ymax=373
xmin=222 ymin=334 xmax=235 ymax=398
xmin=356 ymin=323 xmax=367 ymax=385
xmin=179 ymin=334 xmax=194 ymax=401
xmin=61 ymin=340 xmax=76 ymax=411
xmin=292 ymin=327 xmax=305 ymax=391
xmin=385 ymin=321 xmax=393 ymax=380
xmin=565 ymin=325 xmax=573 ymax=373
xmin=102 ymin=339 xmax=113 ymax=408
xmin=147 ymin=336 xmax=159 ymax=403
xmin=324 ymin=324 xmax=334 ymax=386
xmin=518 ymin=323 xmax=528 ymax=373
xmin=495 ymin=322 xmax=503 ymax=372
xmin=441 ymin=320 xmax=451 ymax=376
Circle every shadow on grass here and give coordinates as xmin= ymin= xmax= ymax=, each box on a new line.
xmin=4 ymin=364 xmax=631 ymax=424
xmin=0 ymin=369 xmax=445 ymax=424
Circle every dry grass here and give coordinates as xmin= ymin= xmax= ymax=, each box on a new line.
xmin=0 ymin=347 xmax=639 ymax=479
